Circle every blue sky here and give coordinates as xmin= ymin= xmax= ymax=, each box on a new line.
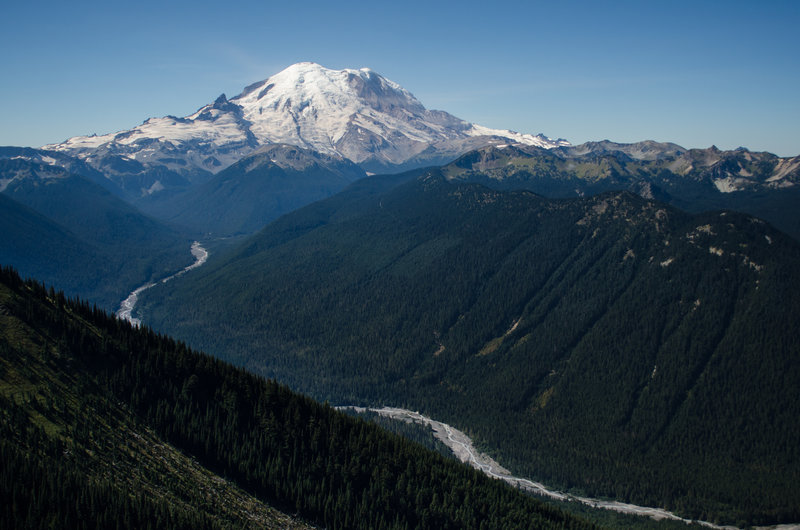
xmin=2 ymin=0 xmax=798 ymax=156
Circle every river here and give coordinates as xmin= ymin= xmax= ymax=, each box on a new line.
xmin=111 ymin=244 xmax=794 ymax=530
xmin=339 ymin=406 xmax=800 ymax=530
xmin=116 ymin=241 xmax=208 ymax=327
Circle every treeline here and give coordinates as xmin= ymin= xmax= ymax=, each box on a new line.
xmin=0 ymin=265 xmax=594 ymax=530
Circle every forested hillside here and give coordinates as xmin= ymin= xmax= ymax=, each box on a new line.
xmin=140 ymin=171 xmax=800 ymax=526
xmin=140 ymin=144 xmax=366 ymax=237
xmin=0 ymin=266 xmax=593 ymax=529
xmin=0 ymin=158 xmax=192 ymax=308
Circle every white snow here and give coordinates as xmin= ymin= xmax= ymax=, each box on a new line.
xmin=43 ymin=62 xmax=570 ymax=171
xmin=713 ymin=177 xmax=752 ymax=193
xmin=231 ymin=62 xmax=453 ymax=154
xmin=53 ymin=133 xmax=111 ymax=150
xmin=231 ymin=63 xmax=569 ymax=157
xmin=467 ymin=124 xmax=569 ymax=148
xmin=46 ymin=110 xmax=249 ymax=152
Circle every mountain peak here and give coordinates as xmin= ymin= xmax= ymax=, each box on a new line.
xmin=42 ymin=62 xmax=568 ymax=191
xmin=232 ymin=62 xmax=422 ymax=130
xmin=230 ymin=62 xmax=566 ymax=168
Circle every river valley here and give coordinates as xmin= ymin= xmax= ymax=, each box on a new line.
xmin=112 ymin=243 xmax=796 ymax=529
xmin=116 ymin=241 xmax=208 ymax=326
xmin=342 ymin=406 xmax=799 ymax=530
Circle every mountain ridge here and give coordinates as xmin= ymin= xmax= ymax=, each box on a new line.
xmin=3 ymin=63 xmax=795 ymax=231
xmin=141 ymin=143 xmax=367 ymax=236
xmin=0 ymin=158 xmax=192 ymax=308
xmin=0 ymin=265 xmax=594 ymax=530
xmin=138 ymin=171 xmax=800 ymax=525
xmin=33 ymin=62 xmax=567 ymax=196
xmin=440 ymin=142 xmax=800 ymax=239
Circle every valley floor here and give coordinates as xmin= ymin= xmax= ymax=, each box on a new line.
xmin=342 ymin=406 xmax=800 ymax=530
xmin=117 ymin=241 xmax=208 ymax=326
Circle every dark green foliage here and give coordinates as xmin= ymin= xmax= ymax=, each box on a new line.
xmin=0 ymin=159 xmax=192 ymax=309
xmin=141 ymin=144 xmax=366 ymax=237
xmin=0 ymin=193 xmax=101 ymax=295
xmin=140 ymin=172 xmax=800 ymax=526
xmin=342 ymin=409 xmax=455 ymax=459
xmin=0 ymin=436 xmax=221 ymax=530
xmin=0 ymin=266 xmax=593 ymax=530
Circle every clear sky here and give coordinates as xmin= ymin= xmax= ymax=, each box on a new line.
xmin=1 ymin=0 xmax=798 ymax=156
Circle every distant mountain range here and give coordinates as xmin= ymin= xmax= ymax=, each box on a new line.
xmin=442 ymin=142 xmax=800 ymax=239
xmin=16 ymin=62 xmax=565 ymax=198
xmin=451 ymin=140 xmax=800 ymax=194
xmin=2 ymin=62 xmax=797 ymax=242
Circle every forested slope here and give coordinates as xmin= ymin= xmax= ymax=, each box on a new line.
xmin=0 ymin=266 xmax=592 ymax=529
xmin=0 ymin=159 xmax=192 ymax=308
xmin=140 ymin=171 xmax=800 ymax=526
xmin=140 ymin=144 xmax=366 ymax=237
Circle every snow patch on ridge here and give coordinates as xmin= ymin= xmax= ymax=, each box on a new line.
xmin=467 ymin=124 xmax=569 ymax=149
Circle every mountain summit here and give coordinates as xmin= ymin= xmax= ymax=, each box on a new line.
xmin=230 ymin=62 xmax=567 ymax=169
xmin=41 ymin=63 xmax=567 ymax=195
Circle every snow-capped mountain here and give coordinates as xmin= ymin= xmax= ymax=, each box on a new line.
xmin=40 ymin=62 xmax=568 ymax=196
xmin=43 ymin=95 xmax=259 ymax=197
xmin=230 ymin=62 xmax=567 ymax=169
